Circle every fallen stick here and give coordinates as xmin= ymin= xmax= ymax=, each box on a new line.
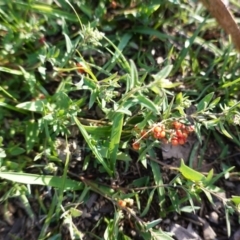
xmin=199 ymin=0 xmax=240 ymax=51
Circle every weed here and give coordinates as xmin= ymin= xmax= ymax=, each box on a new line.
xmin=1 ymin=1 xmax=240 ymax=239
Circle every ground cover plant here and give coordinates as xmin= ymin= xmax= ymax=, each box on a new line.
xmin=1 ymin=0 xmax=240 ymax=239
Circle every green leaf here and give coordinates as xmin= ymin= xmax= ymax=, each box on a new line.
xmin=7 ymin=146 xmax=25 ymax=156
xmin=207 ymin=166 xmax=234 ymax=185
xmin=2 ymin=160 xmax=20 ymax=171
xmin=114 ymin=33 xmax=132 ymax=64
xmin=136 ymin=95 xmax=159 ymax=113
xmin=168 ymin=187 xmax=180 ymax=213
xmin=146 ymin=218 xmax=162 ymax=230
xmin=140 ymin=189 xmax=155 ymax=217
xmin=19 ymin=194 xmax=35 ymax=220
xmin=103 ymin=35 xmax=131 ymax=73
xmin=197 ymin=92 xmax=214 ymax=111
xmin=19 ymin=2 xmax=78 ymax=22
xmin=131 ymin=27 xmax=173 ymax=41
xmin=63 ymin=32 xmax=73 ymax=54
xmin=202 ymin=188 xmax=213 ymax=204
xmin=108 ymin=113 xmax=124 ymax=171
xmin=19 ymin=66 xmax=36 ymax=95
xmin=222 ymin=77 xmax=240 ymax=88
xmin=128 ymin=59 xmax=139 ymax=90
xmin=205 ymin=168 xmax=214 ymax=183
xmin=16 ymin=100 xmax=47 ymax=113
xmin=98 ymin=146 xmax=131 ymax=161
xmin=149 ymin=150 xmax=165 ymax=211
xmin=152 ymin=65 xmax=173 ymax=80
xmin=208 ymin=97 xmax=221 ymax=109
xmin=73 ymin=117 xmax=112 ymax=175
xmin=225 ymin=205 xmax=232 ymax=237
xmin=149 ymin=229 xmax=174 ymax=240
xmin=231 ymin=196 xmax=240 ymax=205
xmin=175 ymin=92 xmax=183 ymax=105
xmin=0 ymin=148 xmax=6 ymax=158
xmin=89 ymin=89 xmax=98 ymax=109
xmin=0 ymin=102 xmax=27 ymax=114
xmin=0 ymin=86 xmax=17 ymax=101
xmin=0 ymin=172 xmax=83 ymax=190
xmin=203 ymin=118 xmax=219 ymax=128
xmin=179 ymin=159 xmax=206 ymax=182
xmin=84 ymin=125 xmax=111 ymax=136
xmin=70 ymin=208 xmax=82 ymax=218
xmin=26 ymin=120 xmax=39 ymax=152
xmin=151 ymin=65 xmax=179 ymax=90
xmin=0 ymin=66 xmax=23 ymax=75
xmin=180 ymin=205 xmax=201 ymax=213
xmin=219 ymin=121 xmax=233 ymax=139
xmin=54 ymin=92 xmax=71 ymax=109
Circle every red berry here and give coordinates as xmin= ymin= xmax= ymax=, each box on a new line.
xmin=182 ymin=131 xmax=188 ymax=140
xmin=173 ymin=121 xmax=182 ymax=130
xmin=178 ymin=138 xmax=185 ymax=145
xmin=153 ymin=128 xmax=166 ymax=139
xmin=171 ymin=137 xmax=179 ymax=146
xmin=132 ymin=141 xmax=140 ymax=150
xmin=140 ymin=130 xmax=148 ymax=139
xmin=153 ymin=132 xmax=158 ymax=139
xmin=176 ymin=129 xmax=183 ymax=137
xmin=153 ymin=126 xmax=162 ymax=134
xmin=118 ymin=200 xmax=126 ymax=207
xmin=159 ymin=131 xmax=166 ymax=138
xmin=153 ymin=126 xmax=163 ymax=139
xmin=76 ymin=62 xmax=86 ymax=74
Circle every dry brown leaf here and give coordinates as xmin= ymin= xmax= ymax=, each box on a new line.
xmin=161 ymin=135 xmax=198 ymax=164
xmin=199 ymin=0 xmax=240 ymax=51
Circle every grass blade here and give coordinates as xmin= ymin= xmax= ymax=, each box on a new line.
xmin=73 ymin=116 xmax=113 ymax=175
xmin=0 ymin=172 xmax=83 ymax=190
xmin=108 ymin=112 xmax=124 ymax=172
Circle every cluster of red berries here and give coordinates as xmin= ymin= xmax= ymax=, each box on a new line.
xmin=132 ymin=121 xmax=195 ymax=150
xmin=170 ymin=121 xmax=195 ymax=146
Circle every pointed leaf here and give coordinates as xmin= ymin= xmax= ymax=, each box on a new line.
xmin=152 ymin=65 xmax=173 ymax=81
xmin=136 ymin=95 xmax=159 ymax=113
xmin=146 ymin=218 xmax=162 ymax=230
xmin=63 ymin=32 xmax=73 ymax=53
xmin=140 ymin=189 xmax=155 ymax=217
xmin=219 ymin=121 xmax=233 ymax=139
xmin=129 ymin=59 xmax=139 ymax=90
xmin=108 ymin=113 xmax=124 ymax=170
xmin=202 ymin=188 xmax=213 ymax=204
xmin=197 ymin=92 xmax=214 ymax=111
xmin=16 ymin=100 xmax=47 ymax=112
xmin=149 ymin=150 xmax=165 ymax=209
xmin=179 ymin=159 xmax=205 ymax=182
xmin=0 ymin=172 xmax=83 ymax=190
xmin=73 ymin=117 xmax=112 ymax=175
xmin=231 ymin=196 xmax=240 ymax=205
xmin=205 ymin=168 xmax=214 ymax=183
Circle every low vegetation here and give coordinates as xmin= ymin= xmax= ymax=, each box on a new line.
xmin=1 ymin=1 xmax=240 ymax=239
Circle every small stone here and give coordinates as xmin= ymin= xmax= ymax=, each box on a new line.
xmin=209 ymin=211 xmax=219 ymax=224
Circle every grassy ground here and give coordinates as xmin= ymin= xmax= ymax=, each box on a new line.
xmin=1 ymin=0 xmax=240 ymax=239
